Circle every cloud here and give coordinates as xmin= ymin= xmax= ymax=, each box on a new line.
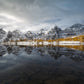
xmin=0 ymin=0 xmax=84 ymax=31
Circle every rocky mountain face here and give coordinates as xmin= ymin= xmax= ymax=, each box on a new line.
xmin=0 ymin=23 xmax=84 ymax=42
xmin=4 ymin=30 xmax=27 ymax=41
xmin=47 ymin=26 xmax=62 ymax=39
xmin=61 ymin=23 xmax=84 ymax=38
xmin=11 ymin=30 xmax=27 ymax=40
xmin=25 ymin=31 xmax=34 ymax=40
xmin=36 ymin=29 xmax=48 ymax=40
xmin=0 ymin=29 xmax=6 ymax=42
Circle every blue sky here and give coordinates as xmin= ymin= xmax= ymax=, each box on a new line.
xmin=0 ymin=0 xmax=84 ymax=32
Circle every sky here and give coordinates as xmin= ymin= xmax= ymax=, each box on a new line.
xmin=0 ymin=0 xmax=84 ymax=32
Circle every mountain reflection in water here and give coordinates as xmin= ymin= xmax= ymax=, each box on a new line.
xmin=0 ymin=45 xmax=84 ymax=84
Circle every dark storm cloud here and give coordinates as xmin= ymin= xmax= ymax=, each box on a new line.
xmin=0 ymin=0 xmax=84 ymax=31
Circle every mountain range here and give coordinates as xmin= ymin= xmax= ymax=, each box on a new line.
xmin=0 ymin=23 xmax=84 ymax=42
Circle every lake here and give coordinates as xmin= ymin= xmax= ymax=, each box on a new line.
xmin=0 ymin=45 xmax=84 ymax=84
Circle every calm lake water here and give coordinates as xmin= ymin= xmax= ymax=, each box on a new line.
xmin=0 ymin=45 xmax=84 ymax=84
